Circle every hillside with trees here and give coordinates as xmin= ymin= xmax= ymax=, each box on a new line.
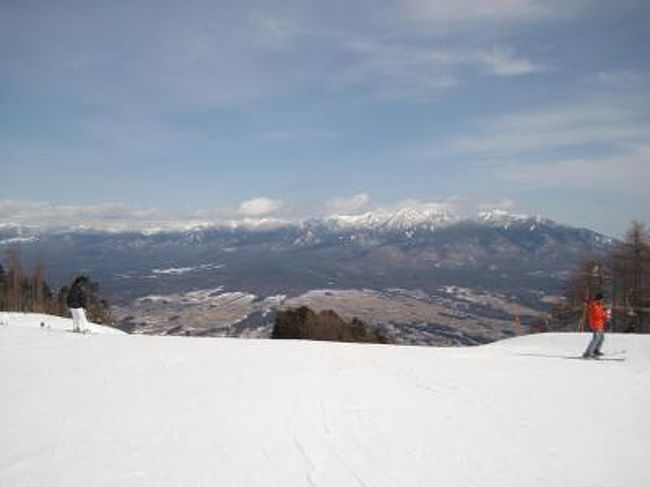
xmin=551 ymin=222 xmax=650 ymax=333
xmin=0 ymin=247 xmax=113 ymax=325
xmin=272 ymin=306 xmax=393 ymax=344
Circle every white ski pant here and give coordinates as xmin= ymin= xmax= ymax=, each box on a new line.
xmin=70 ymin=308 xmax=89 ymax=332
xmin=584 ymin=331 xmax=604 ymax=357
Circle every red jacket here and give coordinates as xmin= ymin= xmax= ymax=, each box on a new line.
xmin=588 ymin=300 xmax=607 ymax=332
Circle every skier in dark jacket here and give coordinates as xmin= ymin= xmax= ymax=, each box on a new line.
xmin=67 ymin=276 xmax=90 ymax=332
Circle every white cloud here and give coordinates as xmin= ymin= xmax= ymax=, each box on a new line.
xmin=392 ymin=198 xmax=456 ymax=213
xmin=0 ymin=198 xmax=460 ymax=232
xmin=404 ymin=0 xmax=547 ymax=24
xmin=0 ymin=200 xmax=295 ymax=233
xmin=249 ymin=11 xmax=299 ymax=48
xmin=1 ymin=0 xmax=558 ymax=119
xmin=0 ymin=200 xmax=182 ymax=232
xmin=499 ymin=145 xmax=650 ymax=190
xmin=237 ymin=197 xmax=284 ymax=217
xmin=419 ymin=96 xmax=650 ymax=193
xmin=325 ymin=193 xmax=371 ymax=215
xmin=475 ymin=48 xmax=545 ymax=76
xmin=477 ymin=199 xmax=517 ymax=211
xmin=402 ymin=0 xmax=589 ymax=26
xmin=337 ymin=41 xmax=544 ymax=100
xmin=336 ymin=42 xmax=458 ymax=100
xmin=444 ymin=100 xmax=650 ymax=159
xmin=597 ymin=70 xmax=646 ymax=88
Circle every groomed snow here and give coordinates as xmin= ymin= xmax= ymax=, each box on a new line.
xmin=1 ymin=315 xmax=648 ymax=486
xmin=0 ymin=312 xmax=126 ymax=335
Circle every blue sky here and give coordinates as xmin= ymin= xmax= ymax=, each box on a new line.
xmin=1 ymin=0 xmax=649 ymax=236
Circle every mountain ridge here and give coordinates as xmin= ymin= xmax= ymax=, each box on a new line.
xmin=0 ymin=208 xmax=613 ymax=240
xmin=0 ymin=210 xmax=613 ymax=344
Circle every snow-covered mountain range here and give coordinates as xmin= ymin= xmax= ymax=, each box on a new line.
xmin=0 ymin=210 xmax=612 ymax=343
xmin=321 ymin=206 xmax=457 ymax=232
xmin=0 ymin=208 xmax=575 ymax=237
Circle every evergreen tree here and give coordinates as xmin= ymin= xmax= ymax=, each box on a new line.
xmin=273 ymin=306 xmax=392 ymax=344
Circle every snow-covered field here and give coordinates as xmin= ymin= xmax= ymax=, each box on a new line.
xmin=1 ymin=314 xmax=648 ymax=486
xmin=0 ymin=312 xmax=126 ymax=335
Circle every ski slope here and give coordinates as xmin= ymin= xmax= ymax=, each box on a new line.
xmin=0 ymin=312 xmax=126 ymax=335
xmin=1 ymin=314 xmax=649 ymax=486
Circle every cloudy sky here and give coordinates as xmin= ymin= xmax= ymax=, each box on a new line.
xmin=1 ymin=0 xmax=649 ymax=236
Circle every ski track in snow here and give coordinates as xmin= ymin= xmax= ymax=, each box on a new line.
xmin=292 ymin=432 xmax=317 ymax=487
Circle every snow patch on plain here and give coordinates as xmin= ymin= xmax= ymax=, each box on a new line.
xmin=0 ymin=236 xmax=39 ymax=245
xmin=136 ymin=288 xmax=254 ymax=306
xmin=151 ymin=263 xmax=225 ymax=275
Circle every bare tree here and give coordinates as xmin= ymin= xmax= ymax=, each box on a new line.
xmin=32 ymin=262 xmax=45 ymax=313
xmin=551 ymin=258 xmax=608 ymax=331
xmin=553 ymin=221 xmax=650 ymax=334
xmin=1 ymin=250 xmax=116 ymax=327
xmin=5 ymin=247 xmax=24 ymax=311
xmin=609 ymin=221 xmax=650 ymax=332
xmin=0 ymin=263 xmax=6 ymax=310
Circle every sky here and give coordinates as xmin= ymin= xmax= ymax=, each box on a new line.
xmin=1 ymin=0 xmax=649 ymax=237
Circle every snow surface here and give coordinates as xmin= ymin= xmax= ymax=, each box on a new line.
xmin=151 ymin=263 xmax=225 ymax=275
xmin=1 ymin=315 xmax=649 ymax=486
xmin=0 ymin=236 xmax=39 ymax=245
xmin=325 ymin=207 xmax=456 ymax=232
xmin=0 ymin=312 xmax=126 ymax=335
xmin=0 ymin=208 xmax=596 ymax=238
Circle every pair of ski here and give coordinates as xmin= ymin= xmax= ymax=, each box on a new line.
xmin=567 ymin=351 xmax=627 ymax=362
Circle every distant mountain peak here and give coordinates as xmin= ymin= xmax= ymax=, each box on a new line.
xmin=478 ymin=209 xmax=529 ymax=223
xmin=475 ymin=209 xmax=555 ymax=229
xmin=325 ymin=207 xmax=457 ymax=232
xmin=0 ymin=207 xmax=596 ymax=239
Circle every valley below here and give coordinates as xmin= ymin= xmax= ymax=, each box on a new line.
xmin=113 ymin=285 xmax=543 ymax=346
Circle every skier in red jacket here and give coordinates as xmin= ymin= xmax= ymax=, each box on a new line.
xmin=583 ymin=293 xmax=607 ymax=358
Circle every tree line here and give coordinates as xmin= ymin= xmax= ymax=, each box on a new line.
xmin=550 ymin=221 xmax=650 ymax=333
xmin=272 ymin=306 xmax=393 ymax=344
xmin=0 ymin=247 xmax=112 ymax=324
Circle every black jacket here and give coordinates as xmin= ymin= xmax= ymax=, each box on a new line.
xmin=66 ymin=279 xmax=88 ymax=308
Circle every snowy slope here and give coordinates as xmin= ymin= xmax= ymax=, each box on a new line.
xmin=0 ymin=318 xmax=648 ymax=486
xmin=0 ymin=312 xmax=126 ymax=335
xmin=324 ymin=207 xmax=456 ymax=232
